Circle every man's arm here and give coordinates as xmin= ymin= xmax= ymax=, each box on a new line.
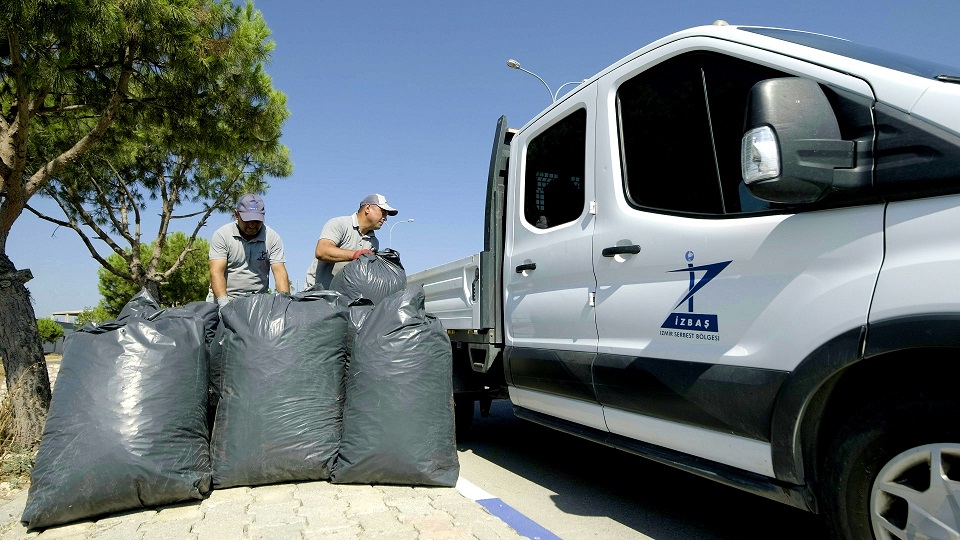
xmin=271 ymin=262 xmax=290 ymax=293
xmin=315 ymin=238 xmax=366 ymax=263
xmin=209 ymin=259 xmax=228 ymax=300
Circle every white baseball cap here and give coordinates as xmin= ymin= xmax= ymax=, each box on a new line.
xmin=360 ymin=193 xmax=398 ymax=215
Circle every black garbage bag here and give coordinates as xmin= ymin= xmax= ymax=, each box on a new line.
xmin=346 ymin=298 xmax=375 ymax=360
xmin=22 ymin=293 xmax=213 ymax=529
xmin=332 ymin=286 xmax=459 ymax=487
xmin=180 ymin=300 xmax=221 ymax=345
xmin=329 ymin=249 xmax=406 ymax=304
xmin=116 ymin=288 xmax=161 ymax=320
xmin=210 ymin=291 xmax=349 ymax=488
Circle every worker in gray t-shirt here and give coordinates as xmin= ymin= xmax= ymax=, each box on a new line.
xmin=208 ymin=194 xmax=290 ymax=307
xmin=304 ymin=193 xmax=398 ymax=290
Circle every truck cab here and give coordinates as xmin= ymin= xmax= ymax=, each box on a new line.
xmin=409 ymin=22 xmax=960 ymax=539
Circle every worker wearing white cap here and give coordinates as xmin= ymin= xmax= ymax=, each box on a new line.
xmin=304 ymin=193 xmax=398 ymax=290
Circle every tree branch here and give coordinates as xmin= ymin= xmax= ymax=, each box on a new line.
xmin=170 ymin=208 xmax=213 ymax=219
xmin=78 ymin=164 xmax=132 ymax=247
xmin=146 ymin=160 xmax=176 ymax=280
xmin=97 ymin=158 xmax=140 ymax=246
xmin=160 ymin=245 xmax=198 ymax=281
xmin=24 ymin=201 xmax=134 ymax=283
xmin=0 ymin=30 xmax=34 ymax=241
xmin=160 ymin=158 xmax=250 ymax=279
xmin=44 ymin=183 xmax=129 ymax=262
xmin=36 ymin=103 xmax=92 ymax=114
xmin=22 ymin=35 xmax=140 ymax=200
xmin=23 ymin=205 xmax=71 ymax=228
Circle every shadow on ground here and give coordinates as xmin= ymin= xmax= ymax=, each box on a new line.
xmin=457 ymin=399 xmax=828 ymax=540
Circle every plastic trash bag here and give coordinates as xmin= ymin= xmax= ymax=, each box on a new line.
xmin=329 ymin=249 xmax=406 ymax=304
xmin=210 ymin=291 xmax=349 ymax=488
xmin=115 ymin=288 xmax=162 ymax=321
xmin=346 ymin=298 xmax=375 ymax=360
xmin=22 ymin=291 xmax=214 ymax=529
xmin=332 ymin=286 xmax=459 ymax=487
xmin=180 ymin=300 xmax=221 ymax=345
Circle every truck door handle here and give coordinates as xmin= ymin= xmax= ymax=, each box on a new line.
xmin=515 ymin=262 xmax=537 ymax=273
xmin=602 ymin=245 xmax=641 ymax=257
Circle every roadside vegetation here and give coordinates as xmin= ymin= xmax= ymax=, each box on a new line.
xmin=0 ymin=0 xmax=290 ymax=471
xmin=0 ymin=358 xmax=44 ymax=495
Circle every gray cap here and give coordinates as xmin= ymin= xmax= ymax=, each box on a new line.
xmin=360 ymin=193 xmax=398 ymax=215
xmin=236 ymin=194 xmax=265 ymax=221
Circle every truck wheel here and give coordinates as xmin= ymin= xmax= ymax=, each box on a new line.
xmin=822 ymin=398 xmax=960 ymax=540
xmin=454 ymin=394 xmax=475 ymax=439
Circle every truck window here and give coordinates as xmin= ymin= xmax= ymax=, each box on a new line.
xmin=617 ymin=52 xmax=788 ymax=215
xmin=523 ymin=109 xmax=587 ymax=229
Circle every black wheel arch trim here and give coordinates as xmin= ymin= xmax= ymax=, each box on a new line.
xmin=769 ymin=326 xmax=864 ymax=485
xmin=770 ymin=314 xmax=960 ymax=485
xmin=862 ymin=313 xmax=960 ymax=356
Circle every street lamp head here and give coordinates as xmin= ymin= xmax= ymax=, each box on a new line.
xmin=388 ymin=218 xmax=415 ymax=248
xmin=505 ymin=58 xmax=554 ymax=103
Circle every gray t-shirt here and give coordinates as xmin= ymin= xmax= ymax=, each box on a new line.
xmin=209 ymin=221 xmax=286 ymax=298
xmin=305 ymin=214 xmax=379 ymax=290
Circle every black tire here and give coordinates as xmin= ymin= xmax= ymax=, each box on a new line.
xmin=822 ymin=397 xmax=960 ymax=540
xmin=454 ymin=394 xmax=475 ymax=440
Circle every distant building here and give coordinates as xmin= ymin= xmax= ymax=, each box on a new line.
xmin=51 ymin=311 xmax=83 ymax=324
xmin=44 ymin=311 xmax=83 ymax=354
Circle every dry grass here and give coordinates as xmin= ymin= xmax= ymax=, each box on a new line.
xmin=0 ymin=397 xmax=36 ymax=497
xmin=0 ymin=355 xmax=59 ymax=497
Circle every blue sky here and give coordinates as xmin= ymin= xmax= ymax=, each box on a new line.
xmin=11 ymin=0 xmax=960 ymax=318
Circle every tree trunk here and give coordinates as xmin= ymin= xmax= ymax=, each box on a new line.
xmin=145 ymin=279 xmax=161 ymax=305
xmin=0 ymin=253 xmax=52 ymax=449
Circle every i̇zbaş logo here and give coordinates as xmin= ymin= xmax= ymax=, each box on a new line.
xmin=660 ymin=251 xmax=731 ymax=341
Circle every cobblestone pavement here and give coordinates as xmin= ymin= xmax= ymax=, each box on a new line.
xmin=0 ymin=480 xmax=525 ymax=540
xmin=0 ymin=357 xmax=526 ymax=539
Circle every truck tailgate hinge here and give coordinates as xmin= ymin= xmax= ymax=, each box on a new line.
xmin=589 ymin=291 xmax=596 ymax=307
xmin=589 ymin=201 xmax=597 ymax=215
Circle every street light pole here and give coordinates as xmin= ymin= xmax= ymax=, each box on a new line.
xmin=551 ymin=80 xmax=584 ymax=101
xmin=389 ymin=218 xmax=414 ymax=249
xmin=507 ymin=59 xmax=554 ymax=102
xmin=507 ymin=59 xmax=584 ymax=103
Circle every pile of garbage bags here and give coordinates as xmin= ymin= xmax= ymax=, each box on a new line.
xmin=22 ymin=252 xmax=457 ymax=530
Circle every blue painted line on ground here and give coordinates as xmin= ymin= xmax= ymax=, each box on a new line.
xmin=457 ymin=478 xmax=562 ymax=540
xmin=476 ymin=499 xmax=562 ymax=540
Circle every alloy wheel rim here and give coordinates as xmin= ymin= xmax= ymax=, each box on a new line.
xmin=870 ymin=443 xmax=960 ymax=540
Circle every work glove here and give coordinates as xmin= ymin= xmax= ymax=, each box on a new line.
xmin=352 ymin=249 xmax=374 ymax=260
xmin=215 ymin=295 xmax=232 ymax=308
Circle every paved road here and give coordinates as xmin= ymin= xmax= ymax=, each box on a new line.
xmin=457 ymin=400 xmax=829 ymax=540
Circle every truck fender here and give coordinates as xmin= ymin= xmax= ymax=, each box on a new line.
xmin=770 ymin=314 xmax=960 ymax=485
xmin=769 ymin=326 xmax=865 ymax=485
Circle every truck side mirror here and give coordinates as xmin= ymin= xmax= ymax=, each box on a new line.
xmin=741 ymin=78 xmax=858 ymax=204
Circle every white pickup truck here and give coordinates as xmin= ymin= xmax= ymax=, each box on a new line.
xmin=407 ymin=22 xmax=960 ymax=539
